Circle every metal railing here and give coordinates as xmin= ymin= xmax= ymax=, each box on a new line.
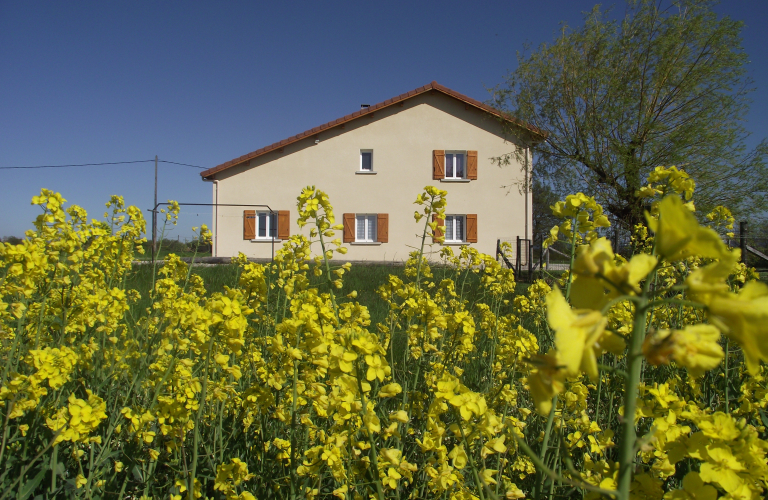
xmin=147 ymin=202 xmax=277 ymax=265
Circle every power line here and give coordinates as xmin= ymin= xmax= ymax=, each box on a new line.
xmin=0 ymin=160 xmax=153 ymax=170
xmin=158 ymin=160 xmax=205 ymax=169
xmin=1 ymin=159 xmax=207 ymax=170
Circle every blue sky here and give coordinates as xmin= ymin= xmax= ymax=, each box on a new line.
xmin=2 ymin=1 xmax=767 ymax=239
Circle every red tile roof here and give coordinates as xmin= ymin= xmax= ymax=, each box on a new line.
xmin=201 ymin=81 xmax=546 ymax=179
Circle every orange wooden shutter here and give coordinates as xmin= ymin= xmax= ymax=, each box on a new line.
xmin=467 ymin=151 xmax=478 ymax=180
xmin=243 ymin=210 xmax=255 ymax=239
xmin=466 ymin=214 xmax=478 ymax=243
xmin=343 ymin=213 xmax=355 ymax=242
xmin=432 ymin=213 xmax=444 ymax=243
xmin=278 ymin=210 xmax=290 ymax=239
xmin=377 ymin=213 xmax=388 ymax=243
xmin=433 ymin=150 xmax=445 ymax=179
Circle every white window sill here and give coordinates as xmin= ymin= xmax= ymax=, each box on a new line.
xmin=440 ymin=178 xmax=470 ymax=183
xmin=350 ymin=241 xmax=382 ymax=245
xmin=442 ymin=242 xmax=470 ymax=246
xmin=356 ymin=171 xmax=377 ymax=175
xmin=251 ymin=239 xmax=282 ymax=243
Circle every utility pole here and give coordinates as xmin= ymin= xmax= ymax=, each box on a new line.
xmin=524 ymin=146 xmax=530 ymax=242
xmin=152 ymin=155 xmax=158 ymax=263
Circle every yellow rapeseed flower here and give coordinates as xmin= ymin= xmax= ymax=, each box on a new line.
xmin=644 ymin=325 xmax=724 ymax=378
xmin=378 ymin=383 xmax=402 ymax=398
xmin=526 ymin=352 xmax=564 ymax=416
xmin=570 ymin=237 xmax=657 ymax=308
xmin=663 ymin=471 xmax=717 ymax=500
xmin=647 ymin=195 xmax=728 ymax=262
xmin=546 ymin=288 xmax=618 ymax=381
xmin=365 ymin=354 xmax=388 ymax=381
xmin=706 ymin=281 xmax=768 ymax=375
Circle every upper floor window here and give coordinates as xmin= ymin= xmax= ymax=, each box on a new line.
xmin=433 ymin=150 xmax=477 ymax=180
xmin=360 ymin=150 xmax=373 ymax=172
xmin=445 ymin=152 xmax=465 ymax=179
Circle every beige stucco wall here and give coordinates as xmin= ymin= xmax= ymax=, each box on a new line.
xmin=208 ymin=92 xmax=532 ymax=262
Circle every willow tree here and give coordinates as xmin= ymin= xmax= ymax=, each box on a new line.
xmin=493 ymin=0 xmax=767 ymax=228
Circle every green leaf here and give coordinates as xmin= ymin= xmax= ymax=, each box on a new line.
xmin=132 ymin=464 xmax=144 ymax=482
xmin=18 ymin=467 xmax=47 ymax=500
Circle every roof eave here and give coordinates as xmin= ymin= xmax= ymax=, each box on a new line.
xmin=200 ymin=81 xmax=546 ymax=179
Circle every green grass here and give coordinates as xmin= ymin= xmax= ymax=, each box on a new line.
xmin=123 ymin=260 xmax=531 ymax=327
xmin=133 ymin=250 xmax=211 ymax=261
xmin=133 ymin=240 xmax=211 ymax=261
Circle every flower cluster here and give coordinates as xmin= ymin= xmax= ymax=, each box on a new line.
xmin=525 ymin=166 xmax=768 ymax=500
xmin=0 ymin=175 xmax=766 ymax=499
xmin=543 ymin=192 xmax=610 ymax=248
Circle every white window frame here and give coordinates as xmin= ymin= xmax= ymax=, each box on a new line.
xmin=254 ymin=211 xmax=278 ymax=240
xmin=355 ymin=214 xmax=377 ymax=242
xmin=444 ymin=215 xmax=466 ymax=243
xmin=359 ymin=149 xmax=374 ymax=172
xmin=444 ymin=151 xmax=466 ymax=179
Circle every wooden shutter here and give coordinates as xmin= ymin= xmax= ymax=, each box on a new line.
xmin=467 ymin=151 xmax=478 ymax=180
xmin=278 ymin=210 xmax=290 ymax=239
xmin=243 ymin=210 xmax=255 ymax=240
xmin=433 ymin=150 xmax=445 ymax=179
xmin=377 ymin=213 xmax=388 ymax=243
xmin=432 ymin=213 xmax=444 ymax=243
xmin=343 ymin=213 xmax=355 ymax=243
xmin=466 ymin=214 xmax=478 ymax=243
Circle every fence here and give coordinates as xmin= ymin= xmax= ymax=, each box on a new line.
xmin=497 ymin=236 xmax=565 ymax=282
xmin=728 ymin=234 xmax=768 ymax=271
xmin=503 ymin=226 xmax=768 ymax=283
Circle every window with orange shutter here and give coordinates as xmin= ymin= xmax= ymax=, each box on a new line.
xmin=244 ymin=210 xmax=290 ymax=240
xmin=343 ymin=213 xmax=389 ymax=243
xmin=441 ymin=214 xmax=477 ymax=243
xmin=435 ymin=150 xmax=478 ymax=180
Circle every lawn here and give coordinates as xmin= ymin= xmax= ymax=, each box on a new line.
xmin=123 ymin=259 xmax=531 ymax=326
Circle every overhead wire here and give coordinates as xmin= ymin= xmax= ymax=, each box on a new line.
xmin=1 ymin=159 xmax=207 ymax=170
xmin=0 ymin=160 xmax=153 ymax=170
xmin=158 ymin=160 xmax=206 ymax=169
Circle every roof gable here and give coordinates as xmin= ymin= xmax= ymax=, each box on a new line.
xmin=201 ymin=81 xmax=545 ymax=179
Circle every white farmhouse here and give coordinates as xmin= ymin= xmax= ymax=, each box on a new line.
xmin=200 ymin=81 xmax=545 ymax=262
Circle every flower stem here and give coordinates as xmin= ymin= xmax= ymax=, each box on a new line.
xmin=289 ymin=326 xmax=302 ymax=500
xmin=189 ymin=333 xmax=215 ymax=500
xmin=616 ymin=288 xmax=650 ymax=500
xmin=316 ymin=221 xmax=339 ymax=316
xmin=534 ymin=396 xmax=557 ymax=500
xmin=415 ymin=209 xmax=432 ymax=291
xmin=724 ymin=338 xmax=730 ymax=414
xmin=357 ymin=375 xmax=385 ymax=500
xmin=565 ymin=222 xmax=577 ymax=302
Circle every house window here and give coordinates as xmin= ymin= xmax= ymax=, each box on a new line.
xmin=432 ymin=213 xmax=476 ymax=244
xmin=256 ymin=211 xmax=278 ymax=239
xmin=433 ymin=150 xmax=477 ymax=180
xmin=445 ymin=152 xmax=465 ymax=179
xmin=445 ymin=215 xmax=465 ymax=242
xmin=244 ymin=209 xmax=289 ymax=241
xmin=343 ymin=213 xmax=388 ymax=243
xmin=356 ymin=214 xmax=377 ymax=242
xmin=360 ymin=150 xmax=373 ymax=171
